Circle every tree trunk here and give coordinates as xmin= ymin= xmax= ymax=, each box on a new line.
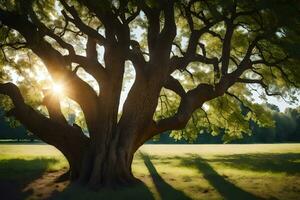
xmin=60 ymin=129 xmax=138 ymax=188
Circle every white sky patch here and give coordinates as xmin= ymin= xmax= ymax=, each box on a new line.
xmin=61 ymin=97 xmax=76 ymax=110
xmin=131 ymin=26 xmax=144 ymax=42
xmin=4 ymin=65 xmax=24 ymax=84
xmin=34 ymin=65 xmax=50 ymax=82
xmin=118 ymin=62 xmax=136 ymax=113
xmin=180 ymin=37 xmax=188 ymax=48
xmin=13 ymin=54 xmax=20 ymax=63
xmin=202 ymin=103 xmax=210 ymax=111
xmin=251 ymin=89 xmax=299 ymax=112
xmin=96 ymin=45 xmax=105 ymax=65
xmin=54 ymin=0 xmax=62 ymax=15
xmin=76 ymin=68 xmax=100 ymax=95
xmin=49 ymin=12 xmax=57 ymax=20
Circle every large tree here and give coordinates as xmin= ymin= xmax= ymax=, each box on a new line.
xmin=0 ymin=0 xmax=299 ymax=187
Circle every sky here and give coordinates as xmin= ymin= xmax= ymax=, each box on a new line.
xmin=251 ymin=89 xmax=299 ymax=112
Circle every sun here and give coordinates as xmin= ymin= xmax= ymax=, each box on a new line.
xmin=52 ymin=83 xmax=64 ymax=95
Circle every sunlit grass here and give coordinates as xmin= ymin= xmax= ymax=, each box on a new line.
xmin=0 ymin=144 xmax=299 ymax=200
xmin=0 ymin=144 xmax=67 ymax=172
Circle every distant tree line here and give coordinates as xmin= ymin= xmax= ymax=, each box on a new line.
xmin=1 ymin=106 xmax=299 ymax=144
xmin=240 ymin=107 xmax=300 ymax=143
xmin=0 ymin=109 xmax=36 ymax=141
xmin=148 ymin=106 xmax=300 ymax=144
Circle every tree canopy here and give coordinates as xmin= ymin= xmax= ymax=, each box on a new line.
xmin=0 ymin=0 xmax=299 ymax=186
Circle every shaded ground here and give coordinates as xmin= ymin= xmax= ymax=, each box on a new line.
xmin=0 ymin=158 xmax=67 ymax=200
xmin=0 ymin=144 xmax=299 ymax=200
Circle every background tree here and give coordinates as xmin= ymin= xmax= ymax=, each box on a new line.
xmin=148 ymin=105 xmax=300 ymax=144
xmin=0 ymin=0 xmax=299 ymax=188
xmin=0 ymin=108 xmax=32 ymax=141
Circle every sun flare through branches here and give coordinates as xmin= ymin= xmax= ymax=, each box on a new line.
xmin=51 ymin=83 xmax=64 ymax=96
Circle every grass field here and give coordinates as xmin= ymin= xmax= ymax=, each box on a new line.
xmin=0 ymin=144 xmax=300 ymax=200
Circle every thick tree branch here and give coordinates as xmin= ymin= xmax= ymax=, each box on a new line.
xmin=77 ymin=0 xmax=129 ymax=45
xmin=141 ymin=2 xmax=161 ymax=56
xmin=163 ymin=76 xmax=186 ymax=97
xmin=158 ymin=0 xmax=176 ymax=52
xmin=128 ymin=40 xmax=147 ymax=74
xmin=27 ymin=5 xmax=108 ymax=85
xmin=144 ymin=83 xmax=220 ymax=144
xmin=221 ymin=19 xmax=234 ymax=75
xmin=169 ymin=19 xmax=223 ymax=73
xmin=27 ymin=7 xmax=76 ymax=56
xmin=42 ymin=90 xmax=68 ymax=125
xmin=64 ymin=54 xmax=107 ymax=84
xmin=0 ymin=83 xmax=88 ymax=146
xmin=86 ymin=36 xmax=97 ymax=61
xmin=0 ymin=9 xmax=100 ymax=136
xmin=0 ymin=83 xmax=25 ymax=108
xmin=148 ymin=36 xmax=264 ymax=141
xmin=125 ymin=8 xmax=141 ymax=24
xmin=59 ymin=0 xmax=107 ymax=46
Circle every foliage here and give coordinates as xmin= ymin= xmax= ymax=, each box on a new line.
xmin=0 ymin=0 xmax=299 ymax=141
xmin=150 ymin=106 xmax=300 ymax=144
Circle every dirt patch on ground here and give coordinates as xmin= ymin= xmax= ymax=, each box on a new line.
xmin=23 ymin=171 xmax=69 ymax=200
xmin=0 ymin=170 xmax=69 ymax=200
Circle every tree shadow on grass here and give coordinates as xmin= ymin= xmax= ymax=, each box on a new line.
xmin=49 ymin=155 xmax=154 ymax=200
xmin=181 ymin=155 xmax=268 ymax=200
xmin=0 ymin=158 xmax=59 ymax=200
xmin=210 ymin=153 xmax=300 ymax=175
xmin=140 ymin=152 xmax=192 ymax=200
xmin=0 ymin=158 xmax=154 ymax=200
xmin=49 ymin=180 xmax=154 ymax=200
xmin=51 ymin=153 xmax=192 ymax=200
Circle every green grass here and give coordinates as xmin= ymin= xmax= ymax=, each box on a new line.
xmin=0 ymin=144 xmax=300 ymax=200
